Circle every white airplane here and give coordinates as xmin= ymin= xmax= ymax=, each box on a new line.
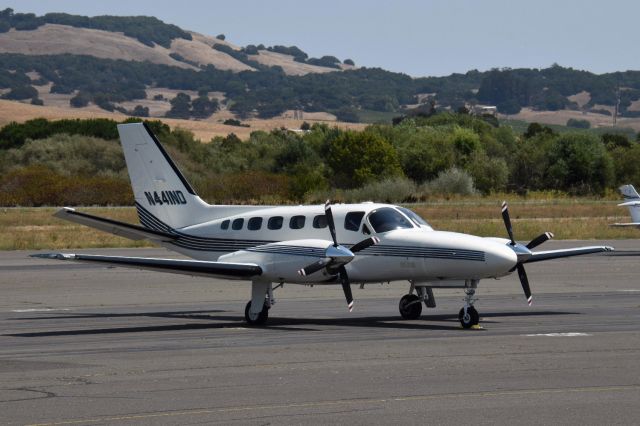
xmin=610 ymin=184 xmax=640 ymax=227
xmin=33 ymin=123 xmax=613 ymax=328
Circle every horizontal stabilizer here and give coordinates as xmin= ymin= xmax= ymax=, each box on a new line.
xmin=54 ymin=207 xmax=176 ymax=242
xmin=617 ymin=201 xmax=640 ymax=207
xmin=524 ymin=246 xmax=613 ymax=264
xmin=31 ymin=253 xmax=262 ymax=279
xmin=610 ymin=222 xmax=640 ymax=227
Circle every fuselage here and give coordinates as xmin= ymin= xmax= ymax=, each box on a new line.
xmin=137 ymin=201 xmax=518 ymax=285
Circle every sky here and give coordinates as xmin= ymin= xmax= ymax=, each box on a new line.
xmin=2 ymin=0 xmax=638 ymax=77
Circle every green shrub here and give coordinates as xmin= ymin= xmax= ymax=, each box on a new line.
xmin=424 ymin=168 xmax=476 ymax=196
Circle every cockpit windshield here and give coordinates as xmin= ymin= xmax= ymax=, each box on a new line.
xmin=397 ymin=207 xmax=432 ymax=229
xmin=367 ymin=207 xmax=414 ymax=233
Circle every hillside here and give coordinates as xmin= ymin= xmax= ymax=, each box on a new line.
xmin=2 ymin=8 xmax=640 ymax=130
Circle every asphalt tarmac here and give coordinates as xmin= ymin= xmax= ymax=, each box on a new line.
xmin=1 ymin=240 xmax=640 ymax=425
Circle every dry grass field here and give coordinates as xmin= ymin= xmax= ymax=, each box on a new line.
xmin=507 ymin=107 xmax=640 ymax=131
xmin=1 ymin=199 xmax=634 ymax=250
xmin=0 ymin=99 xmax=366 ymax=141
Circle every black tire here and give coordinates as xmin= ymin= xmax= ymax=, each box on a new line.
xmin=459 ymin=306 xmax=479 ymax=329
xmin=399 ymin=294 xmax=422 ymax=320
xmin=245 ymin=301 xmax=269 ymax=326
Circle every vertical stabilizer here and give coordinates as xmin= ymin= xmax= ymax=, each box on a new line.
xmin=117 ymin=123 xmax=212 ymax=229
xmin=620 ymin=184 xmax=640 ymax=200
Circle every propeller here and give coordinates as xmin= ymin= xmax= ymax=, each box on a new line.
xmin=501 ymin=201 xmax=554 ymax=306
xmin=297 ymin=200 xmax=379 ymax=311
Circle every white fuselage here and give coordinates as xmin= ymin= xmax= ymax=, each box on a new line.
xmin=140 ymin=202 xmax=518 ymax=285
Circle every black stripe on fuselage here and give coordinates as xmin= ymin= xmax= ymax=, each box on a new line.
xmin=134 ymin=203 xmax=485 ymax=261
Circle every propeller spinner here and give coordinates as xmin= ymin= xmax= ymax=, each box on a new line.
xmin=297 ymin=200 xmax=379 ymax=311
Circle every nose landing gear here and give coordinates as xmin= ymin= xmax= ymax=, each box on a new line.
xmin=459 ymin=280 xmax=480 ymax=329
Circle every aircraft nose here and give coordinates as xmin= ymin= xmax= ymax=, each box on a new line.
xmin=486 ymin=242 xmax=518 ymax=274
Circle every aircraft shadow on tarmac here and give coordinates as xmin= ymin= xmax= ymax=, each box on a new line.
xmin=5 ymin=309 xmax=578 ymax=337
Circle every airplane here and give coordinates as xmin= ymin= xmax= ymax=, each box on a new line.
xmin=33 ymin=123 xmax=614 ymax=329
xmin=610 ymin=184 xmax=640 ymax=228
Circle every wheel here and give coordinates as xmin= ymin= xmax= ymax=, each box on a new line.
xmin=458 ymin=306 xmax=479 ymax=329
xmin=399 ymin=294 xmax=422 ymax=320
xmin=245 ymin=301 xmax=269 ymax=325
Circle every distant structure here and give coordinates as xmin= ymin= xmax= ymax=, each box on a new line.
xmin=470 ymin=105 xmax=497 ymax=116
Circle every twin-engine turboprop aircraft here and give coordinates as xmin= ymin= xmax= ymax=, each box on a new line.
xmin=34 ymin=123 xmax=613 ymax=328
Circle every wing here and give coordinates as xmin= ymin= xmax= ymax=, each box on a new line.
xmin=54 ymin=207 xmax=176 ymax=242
xmin=524 ymin=246 xmax=613 ymax=264
xmin=31 ymin=253 xmax=262 ymax=280
xmin=609 ymin=223 xmax=640 ymax=227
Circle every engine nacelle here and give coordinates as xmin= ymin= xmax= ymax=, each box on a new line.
xmin=218 ymin=239 xmax=337 ymax=283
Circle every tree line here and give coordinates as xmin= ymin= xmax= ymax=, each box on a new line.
xmin=1 ymin=114 xmax=639 ymax=206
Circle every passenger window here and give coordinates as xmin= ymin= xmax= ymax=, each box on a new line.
xmin=268 ymin=216 xmax=283 ymax=230
xmin=232 ymin=218 xmax=244 ymax=230
xmin=313 ymin=215 xmax=327 ymax=229
xmin=221 ymin=220 xmax=230 ymax=230
xmin=290 ymin=215 xmax=306 ymax=229
xmin=248 ymin=217 xmax=263 ymax=231
xmin=344 ymin=211 xmax=365 ymax=231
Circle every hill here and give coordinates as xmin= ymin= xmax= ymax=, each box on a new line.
xmin=1 ymin=8 xmax=640 ymax=130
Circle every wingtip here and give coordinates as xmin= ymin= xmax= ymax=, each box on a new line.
xmin=527 ymin=296 xmax=533 ymax=306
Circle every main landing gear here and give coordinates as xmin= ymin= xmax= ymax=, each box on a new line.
xmin=244 ymin=300 xmax=269 ymax=325
xmin=399 ymin=279 xmax=481 ymax=329
xmin=244 ymin=280 xmax=277 ymax=326
xmin=398 ymin=282 xmax=436 ymax=320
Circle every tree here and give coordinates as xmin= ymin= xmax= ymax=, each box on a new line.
xmin=524 ymin=122 xmax=554 ymax=139
xmin=326 ymin=131 xmax=402 ymax=188
xmin=545 ymin=133 xmax=613 ymax=194
xmin=191 ymin=96 xmax=218 ymax=119
xmin=70 ymin=92 xmax=90 ymax=108
xmin=566 ymin=118 xmax=590 ymax=129
xmin=2 ymin=85 xmax=37 ymax=100
xmin=343 ymin=59 xmax=355 ymax=66
xmin=131 ymin=105 xmax=149 ymax=117
xmin=216 ymin=34 xmax=225 ymax=40
xmin=166 ymin=92 xmax=191 ymax=119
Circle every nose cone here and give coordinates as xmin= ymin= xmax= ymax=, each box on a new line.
xmin=484 ymin=241 xmax=518 ymax=276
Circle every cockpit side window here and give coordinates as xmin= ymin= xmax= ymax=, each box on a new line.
xmin=367 ymin=207 xmax=414 ymax=233
xmin=344 ymin=212 xmax=365 ymax=231
xmin=397 ymin=207 xmax=431 ymax=228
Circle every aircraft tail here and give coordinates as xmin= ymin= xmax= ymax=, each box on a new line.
xmin=117 ymin=123 xmax=214 ymax=230
xmin=620 ymin=184 xmax=640 ymax=200
xmin=618 ymin=184 xmax=640 ymax=223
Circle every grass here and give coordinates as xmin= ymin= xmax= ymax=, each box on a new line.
xmin=1 ymin=197 xmax=635 ymax=250
xmin=500 ymin=118 xmax=637 ymax=139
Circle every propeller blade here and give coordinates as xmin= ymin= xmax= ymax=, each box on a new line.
xmin=298 ymin=258 xmax=330 ymax=276
xmin=526 ymin=232 xmax=554 ymax=250
xmin=350 ymin=236 xmax=380 ymax=253
xmin=338 ymin=265 xmax=354 ymax=312
xmin=516 ymin=264 xmax=533 ymax=306
xmin=501 ymin=201 xmax=516 ymax=245
xmin=324 ymin=200 xmax=338 ymax=247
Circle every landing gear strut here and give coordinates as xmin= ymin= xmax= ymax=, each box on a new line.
xmin=244 ymin=280 xmax=275 ymax=326
xmin=459 ymin=280 xmax=480 ymax=329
